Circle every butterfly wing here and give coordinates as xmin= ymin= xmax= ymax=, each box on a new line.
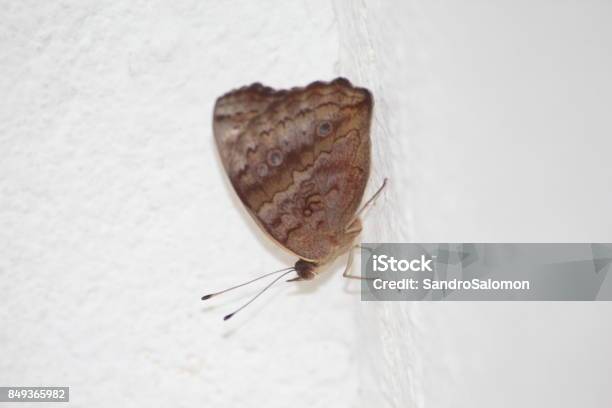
xmin=213 ymin=78 xmax=372 ymax=263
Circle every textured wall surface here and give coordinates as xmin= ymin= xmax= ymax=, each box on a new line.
xmin=355 ymin=1 xmax=612 ymax=407
xmin=2 ymin=1 xmax=612 ymax=407
xmin=1 ymin=1 xmax=359 ymax=407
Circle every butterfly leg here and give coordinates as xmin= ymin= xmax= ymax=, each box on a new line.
xmin=342 ymin=244 xmax=374 ymax=280
xmin=342 ymin=180 xmax=387 ymax=279
xmin=342 ymin=245 xmax=359 ymax=279
xmin=347 ymin=178 xmax=388 ymax=230
xmin=345 ymin=217 xmax=362 ymax=235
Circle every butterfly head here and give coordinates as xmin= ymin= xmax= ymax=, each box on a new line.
xmin=294 ymin=259 xmax=318 ymax=280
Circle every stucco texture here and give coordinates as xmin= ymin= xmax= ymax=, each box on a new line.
xmin=2 ymin=1 xmax=612 ymax=407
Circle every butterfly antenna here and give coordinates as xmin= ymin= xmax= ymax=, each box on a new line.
xmin=223 ymin=269 xmax=296 ymax=321
xmin=201 ymin=267 xmax=294 ymax=301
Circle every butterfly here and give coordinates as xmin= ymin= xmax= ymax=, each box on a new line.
xmin=204 ymin=78 xmax=386 ymax=319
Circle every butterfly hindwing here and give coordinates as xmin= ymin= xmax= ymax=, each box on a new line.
xmin=213 ymin=78 xmax=372 ymax=263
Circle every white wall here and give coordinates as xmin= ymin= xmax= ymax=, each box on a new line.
xmin=348 ymin=1 xmax=612 ymax=407
xmin=1 ymin=1 xmax=357 ymax=407
xmin=1 ymin=1 xmax=611 ymax=407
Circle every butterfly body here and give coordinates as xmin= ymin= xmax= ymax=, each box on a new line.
xmin=213 ymin=78 xmax=373 ymax=278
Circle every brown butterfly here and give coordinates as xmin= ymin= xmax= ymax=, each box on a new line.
xmin=203 ymin=78 xmax=386 ymax=319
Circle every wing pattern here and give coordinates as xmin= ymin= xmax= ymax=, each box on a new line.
xmin=213 ymin=78 xmax=372 ymax=263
